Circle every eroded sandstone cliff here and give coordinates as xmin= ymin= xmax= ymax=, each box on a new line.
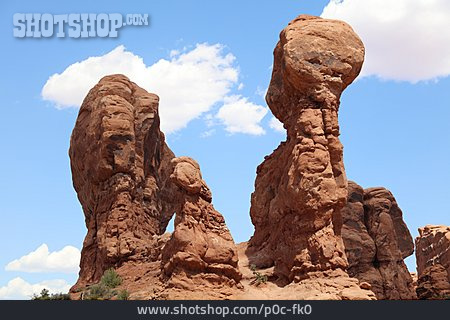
xmin=341 ymin=182 xmax=416 ymax=299
xmin=69 ymin=74 xmax=179 ymax=289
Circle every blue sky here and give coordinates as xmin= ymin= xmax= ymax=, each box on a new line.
xmin=0 ymin=0 xmax=449 ymax=299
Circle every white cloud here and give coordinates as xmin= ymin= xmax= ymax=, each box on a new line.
xmin=5 ymin=244 xmax=80 ymax=274
xmin=0 ymin=277 xmax=71 ymax=300
xmin=42 ymin=44 xmax=239 ymax=133
xmin=321 ymin=0 xmax=450 ymax=82
xmin=216 ymin=95 xmax=268 ymax=135
xmin=269 ymin=116 xmax=285 ymax=133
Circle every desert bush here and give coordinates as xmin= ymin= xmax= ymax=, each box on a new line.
xmin=83 ymin=268 xmax=126 ymax=300
xmin=31 ymin=288 xmax=70 ymax=300
xmin=100 ymin=268 xmax=122 ymax=288
xmin=250 ymin=264 xmax=268 ymax=285
xmin=117 ymin=289 xmax=130 ymax=300
xmin=84 ymin=283 xmax=114 ymax=300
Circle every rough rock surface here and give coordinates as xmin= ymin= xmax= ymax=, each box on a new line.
xmin=415 ymin=225 xmax=450 ymax=299
xmin=235 ymin=243 xmax=375 ymax=300
xmin=248 ymin=14 xmax=364 ymax=288
xmin=69 ymin=75 xmax=179 ymax=289
xmin=341 ymin=181 xmax=416 ymax=299
xmin=416 ymin=265 xmax=450 ymax=299
xmin=161 ymin=157 xmax=241 ymax=295
xmin=69 ymin=76 xmax=241 ymax=298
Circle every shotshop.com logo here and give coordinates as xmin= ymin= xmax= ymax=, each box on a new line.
xmin=13 ymin=13 xmax=149 ymax=38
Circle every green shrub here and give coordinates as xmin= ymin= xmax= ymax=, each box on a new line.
xmin=32 ymin=288 xmax=50 ymax=300
xmin=117 ymin=289 xmax=130 ymax=300
xmin=83 ymin=269 xmax=126 ymax=300
xmin=48 ymin=293 xmax=71 ymax=300
xmin=100 ymin=268 xmax=122 ymax=288
xmin=31 ymin=288 xmax=70 ymax=300
xmin=84 ymin=283 xmax=114 ymax=300
xmin=250 ymin=264 xmax=268 ymax=286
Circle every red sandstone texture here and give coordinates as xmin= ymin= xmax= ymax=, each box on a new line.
xmin=69 ymin=74 xmax=178 ymax=289
xmin=244 ymin=15 xmax=376 ymax=299
xmin=415 ymin=225 xmax=450 ymax=299
xmin=161 ymin=157 xmax=241 ymax=294
xmin=248 ymin=15 xmax=363 ymax=281
xmin=69 ymin=75 xmax=240 ymax=299
xmin=341 ymin=182 xmax=416 ymax=299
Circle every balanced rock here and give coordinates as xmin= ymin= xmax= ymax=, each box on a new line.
xmin=248 ymin=15 xmax=364 ymax=284
xmin=69 ymin=75 xmax=178 ymax=289
xmin=162 ymin=157 xmax=241 ymax=294
xmin=341 ymin=181 xmax=416 ymax=299
xmin=415 ymin=225 xmax=450 ymax=299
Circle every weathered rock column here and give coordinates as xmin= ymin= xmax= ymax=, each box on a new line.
xmin=69 ymin=75 xmax=178 ymax=289
xmin=162 ymin=157 xmax=241 ymax=291
xmin=249 ymin=15 xmax=365 ymax=282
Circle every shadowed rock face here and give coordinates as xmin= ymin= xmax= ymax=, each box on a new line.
xmin=69 ymin=75 xmax=179 ymax=288
xmin=415 ymin=225 xmax=450 ymax=299
xmin=161 ymin=157 xmax=241 ymax=290
xmin=342 ymin=182 xmax=416 ymax=299
xmin=249 ymin=15 xmax=364 ymax=282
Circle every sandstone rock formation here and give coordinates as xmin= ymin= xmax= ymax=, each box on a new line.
xmin=341 ymin=181 xmax=416 ymax=299
xmin=248 ymin=15 xmax=364 ymax=284
xmin=161 ymin=157 xmax=241 ymax=293
xmin=68 ymin=15 xmax=424 ymax=301
xmin=415 ymin=225 xmax=450 ymax=299
xmin=69 ymin=75 xmax=241 ymax=298
xmin=69 ymin=75 xmax=179 ymax=289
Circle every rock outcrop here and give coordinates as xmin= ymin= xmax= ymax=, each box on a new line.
xmin=341 ymin=181 xmax=416 ymax=299
xmin=69 ymin=75 xmax=181 ymax=290
xmin=248 ymin=15 xmax=364 ymax=283
xmin=416 ymin=265 xmax=450 ymax=299
xmin=69 ymin=75 xmax=241 ymax=298
xmin=415 ymin=225 xmax=450 ymax=299
xmin=161 ymin=157 xmax=241 ymax=294
xmin=69 ymin=75 xmax=179 ymax=288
